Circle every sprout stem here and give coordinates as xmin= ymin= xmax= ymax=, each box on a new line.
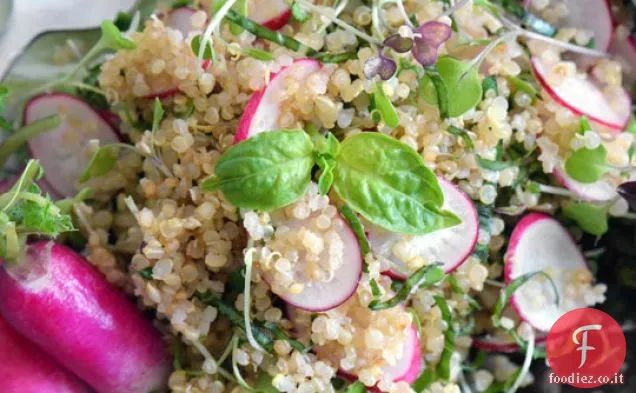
xmin=395 ymin=0 xmax=414 ymax=28
xmin=0 ymin=115 xmax=61 ymax=168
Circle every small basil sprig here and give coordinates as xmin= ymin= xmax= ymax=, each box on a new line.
xmin=419 ymin=56 xmax=483 ymax=118
xmin=201 ymin=130 xmax=314 ymax=211
xmin=433 ymin=295 xmax=455 ymax=381
xmin=333 ymin=132 xmax=460 ymax=234
xmin=203 ymin=130 xmax=461 ymax=236
xmin=564 ymin=145 xmax=609 ymax=183
xmin=368 ymin=265 xmax=445 ymax=310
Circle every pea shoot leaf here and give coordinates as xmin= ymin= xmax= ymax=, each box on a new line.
xmin=564 ymin=145 xmax=609 ymax=184
xmin=419 ymin=56 xmax=482 ymax=117
xmin=100 ymin=20 xmax=137 ymax=50
xmin=373 ymin=83 xmax=399 ymax=127
xmin=563 ymin=201 xmax=609 ymax=236
xmin=191 ymin=35 xmax=215 ymax=61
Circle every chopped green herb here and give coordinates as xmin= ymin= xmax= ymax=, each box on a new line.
xmin=171 ymin=0 xmax=193 ymax=8
xmin=242 ymin=47 xmax=274 ymax=61
xmin=340 ymin=205 xmax=370 ymax=256
xmin=482 ymin=75 xmax=499 ymax=97
xmin=476 ymin=142 xmax=516 ymax=171
xmin=344 ymin=381 xmax=367 ymax=393
xmin=433 ymin=295 xmax=455 ymax=380
xmin=113 ymin=11 xmax=133 ymax=31
xmin=507 ymin=75 xmax=538 ymax=99
xmin=369 ymin=265 xmax=445 ymax=310
xmin=79 ymin=145 xmax=119 ymax=183
xmin=138 ymin=267 xmax=154 ymax=280
xmin=447 ymin=126 xmax=474 ymax=150
xmin=579 ymin=116 xmax=592 ymax=134
xmin=230 ymin=0 xmax=249 ymax=35
xmin=412 ymin=367 xmax=438 ymax=391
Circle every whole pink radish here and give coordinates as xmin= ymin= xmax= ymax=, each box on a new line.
xmin=0 ymin=241 xmax=172 ymax=393
xmin=0 ymin=315 xmax=94 ymax=393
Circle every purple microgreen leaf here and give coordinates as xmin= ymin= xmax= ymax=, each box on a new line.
xmin=383 ymin=34 xmax=413 ymax=53
xmin=412 ymin=38 xmax=439 ymax=66
xmin=364 ymin=54 xmax=397 ymax=80
xmin=416 ymin=21 xmax=452 ymax=47
xmin=617 ymin=181 xmax=636 ymax=210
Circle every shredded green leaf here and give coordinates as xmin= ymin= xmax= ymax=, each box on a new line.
xmin=447 ymin=126 xmax=474 ymax=150
xmin=369 ymin=265 xmax=445 ymax=310
xmin=433 ymin=295 xmax=455 ymax=381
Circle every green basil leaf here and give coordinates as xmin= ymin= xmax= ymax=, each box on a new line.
xmin=201 ymin=130 xmax=314 ymax=211
xmin=79 ymin=146 xmax=119 ymax=182
xmin=419 ymin=56 xmax=482 ymax=117
xmin=100 ymin=20 xmax=137 ymax=50
xmin=316 ymin=156 xmax=336 ymax=195
xmin=564 ymin=145 xmax=609 ymax=183
xmin=191 ymin=35 xmax=215 ymax=61
xmin=482 ymin=75 xmax=498 ymax=97
xmin=333 ymin=132 xmax=460 ymax=235
xmin=563 ymin=201 xmax=608 ymax=236
xmin=374 ymin=84 xmax=399 ymax=128
xmin=447 ymin=125 xmax=474 ymax=150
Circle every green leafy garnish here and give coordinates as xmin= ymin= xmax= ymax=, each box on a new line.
xmin=152 ymin=98 xmax=165 ymax=135
xmin=373 ymin=83 xmax=399 ymax=128
xmin=191 ymin=35 xmax=215 ymax=61
xmin=340 ymin=205 xmax=370 ymax=256
xmin=201 ymin=130 xmax=314 ymax=211
xmin=0 ymin=160 xmax=75 ymax=261
xmin=579 ymin=116 xmax=592 ymax=134
xmin=433 ymin=295 xmax=455 ymax=381
xmin=291 ymin=1 xmax=310 ymax=22
xmin=113 ymin=11 xmax=133 ymax=31
xmin=420 ymin=56 xmax=483 ymax=118
xmin=230 ymin=0 xmax=249 ymax=35
xmin=343 ymin=381 xmax=367 ymax=393
xmin=482 ymin=75 xmax=499 ymax=97
xmin=412 ymin=367 xmax=438 ymax=391
xmin=492 ymin=271 xmax=560 ymax=329
xmin=79 ymin=146 xmax=119 ymax=183
xmin=563 ymin=201 xmax=608 ymax=236
xmin=476 ymin=140 xmax=515 ymax=171
xmin=447 ymin=126 xmax=474 ymax=150
xmin=369 ymin=265 xmax=445 ymax=310
xmin=242 ymin=47 xmax=274 ymax=61
xmin=507 ymin=75 xmax=538 ymax=99
xmin=139 ymin=266 xmax=154 ymax=280
xmin=333 ymin=133 xmax=461 ymax=235
xmin=313 ymin=132 xmax=340 ymax=195
xmin=100 ymin=20 xmax=137 ymax=50
xmin=564 ymin=145 xmax=609 ymax=183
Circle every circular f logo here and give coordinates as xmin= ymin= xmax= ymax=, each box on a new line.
xmin=546 ymin=308 xmax=626 ymax=388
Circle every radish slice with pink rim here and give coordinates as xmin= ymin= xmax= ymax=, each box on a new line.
xmin=288 ymin=306 xmax=422 ymax=389
xmin=268 ymin=213 xmax=363 ymax=312
xmin=553 ymin=163 xmax=617 ymax=202
xmin=559 ymin=0 xmax=614 ymax=52
xmin=234 ymin=58 xmax=322 ymax=143
xmin=504 ymin=213 xmax=600 ymax=332
xmin=367 ymin=178 xmax=478 ymax=280
xmin=249 ymin=0 xmax=291 ymax=30
xmin=24 ymin=93 xmax=122 ymax=198
xmin=473 ymin=333 xmax=547 ymax=353
xmin=531 ymin=57 xmax=632 ymax=133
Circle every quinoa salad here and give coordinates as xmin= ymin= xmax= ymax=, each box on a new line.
xmin=0 ymin=0 xmax=635 ymax=393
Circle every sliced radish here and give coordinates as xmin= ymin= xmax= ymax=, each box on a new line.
xmin=288 ymin=305 xmax=421 ymax=389
xmin=164 ymin=7 xmax=198 ymax=37
xmin=531 ymin=57 xmax=632 ymax=133
xmin=560 ymin=0 xmax=614 ymax=52
xmin=473 ymin=334 xmax=548 ymax=353
xmin=234 ymin=58 xmax=321 ymax=143
xmin=267 ymin=213 xmax=363 ymax=312
xmin=381 ymin=324 xmax=422 ymax=385
xmin=367 ymin=178 xmax=478 ymax=280
xmin=25 ymin=93 xmax=122 ymax=197
xmin=249 ymin=0 xmax=291 ymax=30
xmin=553 ymin=163 xmax=617 ymax=202
xmin=504 ymin=213 xmax=594 ymax=332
